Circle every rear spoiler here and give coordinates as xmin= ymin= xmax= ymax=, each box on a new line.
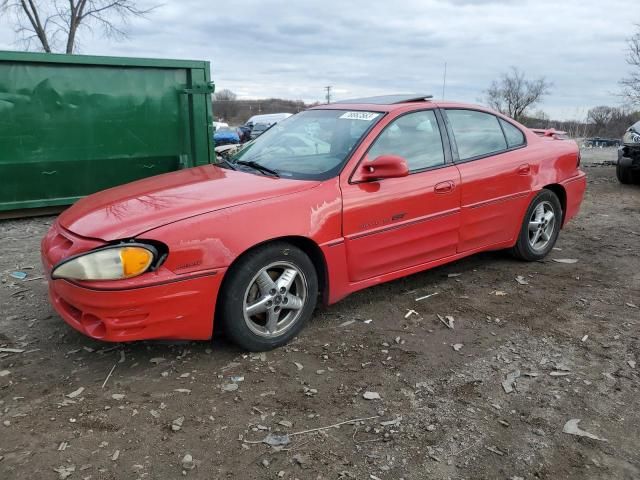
xmin=531 ymin=128 xmax=568 ymax=139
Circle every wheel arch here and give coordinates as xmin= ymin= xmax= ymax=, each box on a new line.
xmin=216 ymin=236 xmax=329 ymax=315
xmin=542 ymin=183 xmax=567 ymax=225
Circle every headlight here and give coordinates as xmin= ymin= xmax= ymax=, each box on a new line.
xmin=624 ymin=130 xmax=640 ymax=145
xmin=52 ymin=244 xmax=156 ymax=281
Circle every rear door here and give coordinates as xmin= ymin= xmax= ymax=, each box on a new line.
xmin=341 ymin=109 xmax=461 ymax=282
xmin=443 ymin=109 xmax=532 ymax=252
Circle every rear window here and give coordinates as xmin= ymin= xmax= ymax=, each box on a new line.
xmin=446 ymin=110 xmax=507 ymax=161
xmin=500 ymin=119 xmax=526 ymax=148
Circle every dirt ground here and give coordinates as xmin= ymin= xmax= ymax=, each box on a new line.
xmin=1 ymin=162 xmax=639 ymax=480
xmin=578 ymin=146 xmax=618 ymax=166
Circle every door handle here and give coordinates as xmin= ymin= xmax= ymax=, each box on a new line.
xmin=517 ymin=163 xmax=531 ymax=175
xmin=434 ymin=181 xmax=454 ymax=194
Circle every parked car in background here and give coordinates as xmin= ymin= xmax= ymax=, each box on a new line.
xmin=617 ymin=120 xmax=640 ymax=184
xmin=212 ymin=121 xmax=229 ymax=131
xmin=213 ymin=126 xmax=240 ymax=146
xmin=238 ymin=125 xmax=252 ymax=143
xmin=42 ymin=94 xmax=586 ymax=351
xmin=250 ymin=122 xmax=272 ymax=139
xmin=245 ymin=113 xmax=292 ymax=129
xmin=245 ymin=113 xmax=293 ymax=140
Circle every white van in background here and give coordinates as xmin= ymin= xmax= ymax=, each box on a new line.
xmin=245 ymin=113 xmax=292 ymax=128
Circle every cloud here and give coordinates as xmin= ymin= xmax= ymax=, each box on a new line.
xmin=0 ymin=0 xmax=636 ymax=119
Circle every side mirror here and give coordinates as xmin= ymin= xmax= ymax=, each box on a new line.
xmin=354 ymin=154 xmax=409 ymax=182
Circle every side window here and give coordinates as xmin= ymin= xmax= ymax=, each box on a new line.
xmin=500 ymin=119 xmax=526 ymax=148
xmin=367 ymin=110 xmax=445 ymax=172
xmin=446 ymin=110 xmax=507 ymax=161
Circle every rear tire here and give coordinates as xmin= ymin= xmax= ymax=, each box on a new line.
xmin=616 ymin=163 xmax=634 ymax=184
xmin=511 ymin=189 xmax=562 ymax=261
xmin=218 ymin=242 xmax=318 ymax=351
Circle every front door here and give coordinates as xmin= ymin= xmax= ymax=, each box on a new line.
xmin=341 ymin=110 xmax=461 ymax=283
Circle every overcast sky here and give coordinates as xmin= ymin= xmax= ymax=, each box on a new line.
xmin=0 ymin=0 xmax=636 ymax=119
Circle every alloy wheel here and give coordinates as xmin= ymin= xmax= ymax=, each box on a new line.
xmin=528 ymin=201 xmax=555 ymax=251
xmin=242 ymin=261 xmax=308 ymax=338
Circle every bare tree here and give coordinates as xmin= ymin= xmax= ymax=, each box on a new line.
xmin=582 ymin=105 xmax=640 ymax=138
xmin=213 ymin=89 xmax=239 ymax=121
xmin=620 ymin=25 xmax=640 ymax=105
xmin=0 ymin=0 xmax=156 ymax=54
xmin=587 ymin=105 xmax=616 ymax=136
xmin=213 ymin=89 xmax=238 ymax=103
xmin=485 ymin=67 xmax=552 ymax=122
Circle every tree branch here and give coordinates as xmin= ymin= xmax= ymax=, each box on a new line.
xmin=4 ymin=0 xmax=157 ymax=54
xmin=484 ymin=67 xmax=551 ymax=122
xmin=620 ymin=26 xmax=640 ymax=105
xmin=19 ymin=0 xmax=52 ymax=51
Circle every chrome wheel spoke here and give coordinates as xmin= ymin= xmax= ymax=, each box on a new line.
xmin=534 ymin=203 xmax=545 ymax=222
xmin=266 ymin=309 xmax=280 ymax=333
xmin=543 ymin=211 xmax=555 ymax=223
xmin=531 ymin=229 xmax=542 ymax=246
xmin=255 ymin=270 xmax=276 ymax=295
xmin=529 ymin=220 xmax=542 ymax=231
xmin=246 ymin=296 xmax=270 ymax=316
xmin=284 ymin=293 xmax=304 ymax=310
xmin=276 ymin=268 xmax=298 ymax=293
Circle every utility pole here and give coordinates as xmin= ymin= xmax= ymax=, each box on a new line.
xmin=325 ymin=86 xmax=332 ymax=104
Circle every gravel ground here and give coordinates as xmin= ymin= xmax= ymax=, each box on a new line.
xmin=0 ymin=165 xmax=639 ymax=480
xmin=579 ymin=146 xmax=619 ymax=166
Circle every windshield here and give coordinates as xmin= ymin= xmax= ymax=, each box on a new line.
xmin=231 ymin=109 xmax=383 ymax=180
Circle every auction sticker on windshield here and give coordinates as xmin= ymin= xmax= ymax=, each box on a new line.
xmin=339 ymin=111 xmax=380 ymax=121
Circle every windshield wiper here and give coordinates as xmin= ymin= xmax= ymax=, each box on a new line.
xmin=216 ymin=158 xmax=237 ymax=170
xmin=235 ymin=160 xmax=280 ymax=177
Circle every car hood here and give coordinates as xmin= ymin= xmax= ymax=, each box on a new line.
xmin=59 ymin=165 xmax=320 ymax=241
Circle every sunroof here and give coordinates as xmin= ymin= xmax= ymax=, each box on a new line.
xmin=335 ymin=94 xmax=433 ymax=105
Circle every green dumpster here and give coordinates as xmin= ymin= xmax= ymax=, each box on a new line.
xmin=0 ymin=51 xmax=214 ymax=213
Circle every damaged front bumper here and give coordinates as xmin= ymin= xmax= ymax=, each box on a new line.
xmin=618 ymin=123 xmax=640 ymax=169
xmin=618 ymin=146 xmax=640 ymax=170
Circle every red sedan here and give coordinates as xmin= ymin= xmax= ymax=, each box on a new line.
xmin=42 ymin=95 xmax=586 ymax=351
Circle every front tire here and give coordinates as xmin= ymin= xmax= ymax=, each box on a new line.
xmin=511 ymin=189 xmax=562 ymax=261
xmin=218 ymin=242 xmax=318 ymax=351
xmin=616 ymin=163 xmax=634 ymax=184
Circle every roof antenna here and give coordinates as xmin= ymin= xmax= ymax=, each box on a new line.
xmin=442 ymin=62 xmax=447 ymax=100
